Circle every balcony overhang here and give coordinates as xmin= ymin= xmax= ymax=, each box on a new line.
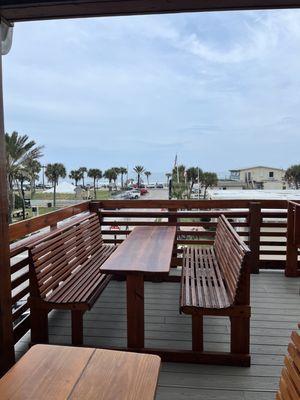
xmin=2 ymin=0 xmax=300 ymax=23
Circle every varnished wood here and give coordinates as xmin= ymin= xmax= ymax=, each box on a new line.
xmin=0 ymin=24 xmax=15 ymax=375
xmin=0 ymin=345 xmax=95 ymax=399
xmin=277 ymin=329 xmax=300 ymax=400
xmin=248 ymin=202 xmax=261 ymax=274
xmin=92 ymin=199 xmax=292 ymax=210
xmin=27 ymin=213 xmax=115 ymax=345
xmin=9 ymin=201 xmax=89 ymax=241
xmin=127 ymin=274 xmax=145 ymax=348
xmin=101 ymin=226 xmax=176 ymax=275
xmin=70 ymin=348 xmax=161 ymax=400
xmin=3 ymin=1 xmax=300 ymax=23
xmin=0 ymin=345 xmax=161 ymax=400
xmin=192 ymin=315 xmax=203 ymax=352
xmin=180 ymin=215 xmax=251 ymax=365
xmin=71 ymin=310 xmax=84 ymax=346
xmin=101 ymin=226 xmax=175 ymax=350
xmin=286 ymin=201 xmax=300 ymax=277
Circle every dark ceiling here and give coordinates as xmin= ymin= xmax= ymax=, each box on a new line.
xmin=1 ymin=0 xmax=300 ymax=23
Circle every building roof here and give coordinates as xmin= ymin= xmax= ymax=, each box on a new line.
xmin=230 ymin=166 xmax=286 ymax=172
xmin=2 ymin=0 xmax=300 ymax=23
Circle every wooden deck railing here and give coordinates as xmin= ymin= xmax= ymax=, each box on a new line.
xmin=8 ymin=198 xmax=299 ymax=345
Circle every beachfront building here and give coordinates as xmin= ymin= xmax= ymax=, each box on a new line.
xmin=229 ymin=165 xmax=286 ymax=190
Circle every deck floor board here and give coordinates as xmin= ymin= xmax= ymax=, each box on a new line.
xmin=15 ymin=271 xmax=300 ymax=399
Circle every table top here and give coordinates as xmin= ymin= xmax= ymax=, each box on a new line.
xmin=0 ymin=345 xmax=161 ymax=400
xmin=100 ymin=226 xmax=176 ymax=275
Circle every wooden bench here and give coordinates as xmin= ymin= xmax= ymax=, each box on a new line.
xmin=180 ymin=214 xmax=251 ymax=366
xmin=27 ymin=213 xmax=115 ymax=346
xmin=276 ymin=327 xmax=300 ymax=400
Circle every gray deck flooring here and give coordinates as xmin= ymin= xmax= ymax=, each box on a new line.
xmin=16 ymin=271 xmax=300 ymax=399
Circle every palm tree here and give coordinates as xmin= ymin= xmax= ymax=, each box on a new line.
xmin=133 ymin=165 xmax=145 ymax=188
xmin=112 ymin=167 xmax=120 ymax=186
xmin=23 ymin=158 xmax=41 ymax=197
xmin=69 ymin=169 xmax=82 ymax=186
xmin=15 ymin=168 xmax=31 ymax=220
xmin=119 ymin=167 xmax=127 ymax=189
xmin=5 ymin=131 xmax=43 ymax=222
xmin=78 ymin=167 xmax=87 ymax=187
xmin=45 ymin=163 xmax=66 ymax=206
xmin=88 ymin=168 xmax=102 ymax=199
xmin=144 ymin=171 xmax=151 ymax=185
xmin=104 ymin=168 xmax=118 ymax=191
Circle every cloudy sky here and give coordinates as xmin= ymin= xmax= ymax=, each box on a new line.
xmin=3 ymin=10 xmax=300 ymax=177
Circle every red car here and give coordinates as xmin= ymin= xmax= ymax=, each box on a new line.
xmin=140 ymin=188 xmax=148 ymax=195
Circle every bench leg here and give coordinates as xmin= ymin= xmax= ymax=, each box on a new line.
xmin=230 ymin=316 xmax=250 ymax=355
xmin=192 ymin=315 xmax=203 ymax=352
xmin=30 ymin=307 xmax=49 ymax=344
xmin=71 ymin=310 xmax=84 ymax=346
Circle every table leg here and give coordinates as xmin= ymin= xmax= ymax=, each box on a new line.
xmin=126 ymin=274 xmax=144 ymax=348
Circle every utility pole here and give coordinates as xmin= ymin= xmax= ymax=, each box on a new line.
xmin=42 ymin=164 xmax=46 ymax=188
xmin=198 ymin=167 xmax=200 ymax=200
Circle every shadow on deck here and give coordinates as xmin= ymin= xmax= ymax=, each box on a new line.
xmin=16 ymin=271 xmax=300 ymax=400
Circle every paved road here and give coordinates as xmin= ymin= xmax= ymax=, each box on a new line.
xmin=144 ymin=188 xmax=168 ymax=200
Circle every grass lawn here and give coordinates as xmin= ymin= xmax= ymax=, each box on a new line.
xmin=31 ymin=189 xmax=111 ymax=201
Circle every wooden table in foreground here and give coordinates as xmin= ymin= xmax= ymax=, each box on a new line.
xmin=100 ymin=226 xmax=176 ymax=349
xmin=0 ymin=344 xmax=161 ymax=400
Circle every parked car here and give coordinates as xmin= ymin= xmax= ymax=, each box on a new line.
xmin=129 ymin=190 xmax=141 ymax=199
xmin=140 ymin=188 xmax=148 ymax=195
xmin=156 ymin=183 xmax=164 ymax=189
xmin=147 ymin=183 xmax=156 ymax=189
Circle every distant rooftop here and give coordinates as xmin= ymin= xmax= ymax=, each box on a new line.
xmin=230 ymin=166 xmax=286 ymax=172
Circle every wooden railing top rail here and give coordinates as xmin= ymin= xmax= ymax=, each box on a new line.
xmin=9 ymin=201 xmax=89 ymax=242
xmin=91 ymin=199 xmax=299 ymax=210
xmin=10 ymin=211 xmax=91 ymax=256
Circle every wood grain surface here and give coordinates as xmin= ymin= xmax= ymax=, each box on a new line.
xmin=0 ymin=344 xmax=161 ymax=400
xmin=100 ymin=226 xmax=176 ymax=275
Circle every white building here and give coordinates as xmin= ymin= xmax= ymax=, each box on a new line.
xmin=229 ymin=166 xmax=286 ymax=190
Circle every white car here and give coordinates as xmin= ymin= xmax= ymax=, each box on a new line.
xmin=147 ymin=183 xmax=156 ymax=189
xmin=128 ymin=190 xmax=141 ymax=199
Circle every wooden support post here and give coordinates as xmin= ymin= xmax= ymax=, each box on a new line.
xmin=126 ymin=274 xmax=144 ymax=348
xmin=0 ymin=22 xmax=15 ymax=375
xmin=30 ymin=307 xmax=49 ymax=344
xmin=168 ymin=208 xmax=177 ymax=268
xmin=230 ymin=316 xmax=250 ymax=359
xmin=286 ymin=202 xmax=299 ymax=277
xmin=248 ymin=202 xmax=261 ymax=274
xmin=192 ymin=315 xmax=203 ymax=352
xmin=71 ymin=310 xmax=84 ymax=346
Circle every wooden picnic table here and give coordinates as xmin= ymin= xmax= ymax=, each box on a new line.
xmin=0 ymin=344 xmax=161 ymax=400
xmin=100 ymin=226 xmax=176 ymax=349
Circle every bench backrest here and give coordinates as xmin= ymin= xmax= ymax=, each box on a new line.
xmin=28 ymin=213 xmax=103 ymax=300
xmin=214 ymin=215 xmax=250 ymax=304
xmin=277 ymin=329 xmax=300 ymax=400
